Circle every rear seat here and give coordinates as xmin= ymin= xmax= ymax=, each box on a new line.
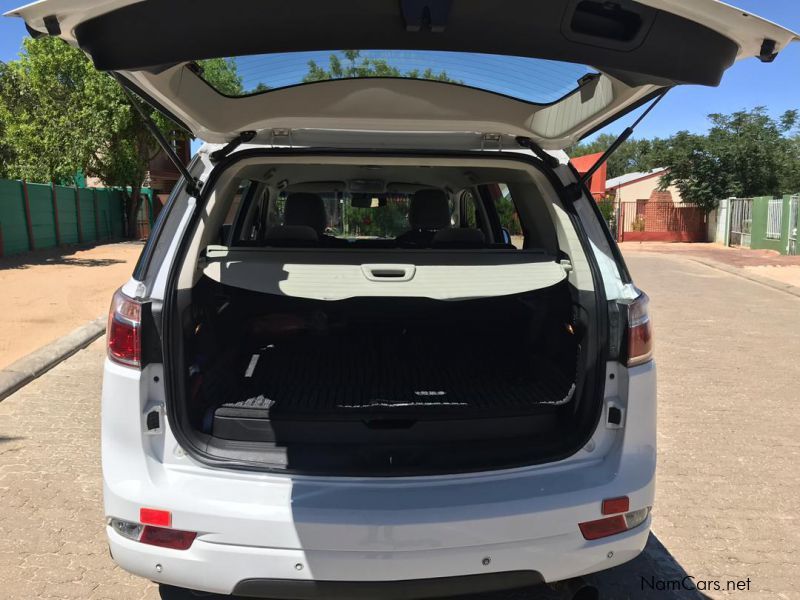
xmin=263 ymin=192 xmax=346 ymax=247
xmin=263 ymin=225 xmax=319 ymax=247
xmin=396 ymin=189 xmax=452 ymax=247
xmin=431 ymin=228 xmax=486 ymax=249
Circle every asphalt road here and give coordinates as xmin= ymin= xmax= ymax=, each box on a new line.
xmin=0 ymin=251 xmax=797 ymax=599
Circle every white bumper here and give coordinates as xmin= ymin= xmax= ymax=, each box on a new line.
xmin=102 ymin=359 xmax=656 ymax=595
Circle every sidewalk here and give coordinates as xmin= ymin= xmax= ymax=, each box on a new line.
xmin=0 ymin=242 xmax=143 ymax=369
xmin=620 ymin=242 xmax=800 ymax=290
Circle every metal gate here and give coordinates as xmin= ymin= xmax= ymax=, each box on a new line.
xmin=766 ymin=198 xmax=783 ymax=240
xmin=788 ymin=195 xmax=799 ymax=255
xmin=729 ymin=198 xmax=753 ymax=247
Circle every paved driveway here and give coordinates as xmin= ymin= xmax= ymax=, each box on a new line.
xmin=0 ymin=251 xmax=797 ymax=599
xmin=0 ymin=242 xmax=142 ymax=369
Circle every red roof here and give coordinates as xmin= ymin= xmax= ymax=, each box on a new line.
xmin=569 ymin=152 xmax=607 ymax=200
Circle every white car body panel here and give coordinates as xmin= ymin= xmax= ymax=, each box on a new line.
xmin=102 ymin=355 xmax=656 ymax=594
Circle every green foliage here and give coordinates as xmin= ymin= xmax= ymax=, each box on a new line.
xmin=196 ymin=58 xmax=244 ymax=95
xmin=0 ymin=37 xmax=99 ymax=184
xmin=344 ymin=200 xmax=409 ymax=238
xmin=654 ymin=107 xmax=799 ymax=212
xmin=596 ymin=195 xmax=616 ymax=225
xmin=304 ymin=50 xmax=459 ymax=83
xmin=572 ymin=107 xmax=800 ymax=213
xmin=496 ymin=194 xmax=522 ymax=235
xmin=0 ymin=38 xmax=243 ymax=236
xmin=568 ymin=134 xmax=656 ymax=179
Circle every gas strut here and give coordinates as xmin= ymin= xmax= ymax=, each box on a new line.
xmin=111 ymin=72 xmax=203 ymax=197
xmin=579 ymin=89 xmax=669 ymax=188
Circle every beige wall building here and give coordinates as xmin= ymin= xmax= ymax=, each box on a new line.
xmin=608 ymin=168 xmax=684 ymax=205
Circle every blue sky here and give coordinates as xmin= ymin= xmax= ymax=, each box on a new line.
xmin=1 ymin=0 xmax=798 ymax=144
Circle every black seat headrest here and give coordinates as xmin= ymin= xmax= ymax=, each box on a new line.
xmin=431 ymin=228 xmax=486 ymax=248
xmin=408 ymin=189 xmax=451 ymax=230
xmin=263 ymin=226 xmax=318 ymax=247
xmin=285 ymin=192 xmax=327 ymax=235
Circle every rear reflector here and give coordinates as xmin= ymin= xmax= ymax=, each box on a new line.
xmin=140 ymin=508 xmax=171 ymax=527
xmin=107 ymin=288 xmax=142 ymax=368
xmin=601 ymin=496 xmax=630 ymax=515
xmin=140 ymin=526 xmax=197 ymax=550
xmin=579 ymin=506 xmax=651 ymax=541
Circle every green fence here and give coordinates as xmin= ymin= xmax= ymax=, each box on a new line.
xmin=725 ymin=194 xmax=800 ymax=255
xmin=0 ymin=178 xmax=132 ymax=257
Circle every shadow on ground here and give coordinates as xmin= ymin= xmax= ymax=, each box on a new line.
xmin=0 ymin=435 xmax=25 ymax=444
xmin=159 ymin=533 xmax=709 ymax=600
xmin=0 ymin=241 xmax=143 ymax=271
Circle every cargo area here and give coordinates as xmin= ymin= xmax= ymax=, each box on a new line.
xmin=181 ymin=275 xmax=584 ymax=474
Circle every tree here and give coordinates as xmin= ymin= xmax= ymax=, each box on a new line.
xmin=568 ymin=134 xmax=656 ymax=179
xmin=0 ymin=38 xmax=99 ymax=184
xmin=304 ymin=50 xmax=459 ymax=83
xmin=0 ymin=38 xmax=243 ymax=237
xmin=82 ymin=57 xmax=243 ymax=237
xmin=195 ymin=58 xmax=244 ymax=95
xmin=655 ymin=107 xmax=799 ymax=211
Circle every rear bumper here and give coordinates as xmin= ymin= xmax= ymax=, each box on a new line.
xmin=102 ymin=360 xmax=657 ymax=596
xmin=109 ymin=520 xmax=650 ymax=598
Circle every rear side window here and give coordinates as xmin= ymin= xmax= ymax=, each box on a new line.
xmin=476 ymin=183 xmax=524 ymax=249
xmin=495 ymin=184 xmax=524 ymax=248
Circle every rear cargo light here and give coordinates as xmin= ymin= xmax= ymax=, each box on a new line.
xmin=108 ymin=517 xmax=196 ymax=551
xmin=579 ymin=506 xmax=651 ymax=540
xmin=107 ymin=288 xmax=141 ymax=368
xmin=626 ymin=292 xmax=653 ymax=367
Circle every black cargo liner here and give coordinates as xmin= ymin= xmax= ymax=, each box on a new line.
xmin=204 ymin=326 xmax=576 ymax=443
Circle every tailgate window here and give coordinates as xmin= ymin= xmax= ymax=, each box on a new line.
xmin=197 ymin=50 xmax=594 ymax=104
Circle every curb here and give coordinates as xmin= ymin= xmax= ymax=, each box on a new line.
xmin=687 ymin=257 xmax=800 ymax=300
xmin=0 ymin=317 xmax=106 ymax=403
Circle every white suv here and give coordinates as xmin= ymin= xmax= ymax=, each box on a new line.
xmin=11 ymin=1 xmax=796 ymax=598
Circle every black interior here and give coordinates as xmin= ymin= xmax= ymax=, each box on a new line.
xmin=183 ymin=276 xmax=581 ymax=472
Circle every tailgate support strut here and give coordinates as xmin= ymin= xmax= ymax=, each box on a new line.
xmin=112 ymin=73 xmax=202 ymax=197
xmin=579 ymin=90 xmax=668 ymax=188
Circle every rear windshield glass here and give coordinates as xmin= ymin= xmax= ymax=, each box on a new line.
xmin=197 ymin=50 xmax=594 ymax=104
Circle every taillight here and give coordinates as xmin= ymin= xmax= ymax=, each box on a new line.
xmin=579 ymin=502 xmax=651 ymax=541
xmin=108 ymin=517 xmax=196 ymax=551
xmin=107 ymin=288 xmax=141 ymax=368
xmin=626 ymin=292 xmax=653 ymax=367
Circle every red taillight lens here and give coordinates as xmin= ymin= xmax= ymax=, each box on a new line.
xmin=626 ymin=292 xmax=653 ymax=367
xmin=579 ymin=515 xmax=627 ymax=540
xmin=108 ymin=288 xmax=141 ymax=368
xmin=140 ymin=526 xmax=196 ymax=550
xmin=579 ymin=507 xmax=651 ymax=541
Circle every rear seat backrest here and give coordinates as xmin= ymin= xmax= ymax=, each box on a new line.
xmin=264 ymin=225 xmax=318 ymax=247
xmin=396 ymin=189 xmax=451 ymax=247
xmin=431 ymin=228 xmax=486 ymax=249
